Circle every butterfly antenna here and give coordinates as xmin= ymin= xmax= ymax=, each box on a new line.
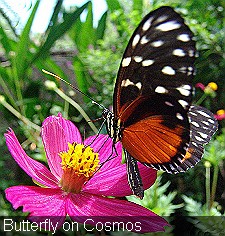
xmin=42 ymin=69 xmax=106 ymax=110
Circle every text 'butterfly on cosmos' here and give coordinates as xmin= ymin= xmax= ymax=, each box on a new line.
xmin=102 ymin=6 xmax=218 ymax=199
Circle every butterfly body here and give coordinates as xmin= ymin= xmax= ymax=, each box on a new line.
xmin=104 ymin=6 xmax=218 ymax=198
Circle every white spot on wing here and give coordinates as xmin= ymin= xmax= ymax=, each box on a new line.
xmin=156 ymin=21 xmax=181 ymax=31
xmin=178 ymin=99 xmax=189 ymax=108
xmin=173 ymin=49 xmax=185 ymax=57
xmin=195 ymin=136 xmax=204 ymax=142
xmin=162 ymin=66 xmax=176 ymax=75
xmin=187 ymin=67 xmax=194 ymax=75
xmin=121 ymin=79 xmax=142 ymax=90
xmin=165 ymin=101 xmax=174 ymax=106
xmin=191 ymin=121 xmax=200 ymax=127
xmin=189 ymin=50 xmax=195 ymax=57
xmin=155 ymin=86 xmax=168 ymax=94
xmin=140 ymin=35 xmax=150 ymax=44
xmin=189 ymin=111 xmax=198 ymax=116
xmin=134 ymin=56 xmax=143 ymax=63
xmin=142 ymin=59 xmax=154 ymax=66
xmin=208 ymin=119 xmax=215 ymax=124
xmin=192 ymin=142 xmax=198 ymax=147
xmin=136 ymin=82 xmax=142 ymax=90
xmin=142 ymin=17 xmax=153 ymax=31
xmin=151 ymin=40 xmax=164 ymax=47
xmin=121 ymin=79 xmax=133 ymax=87
xmin=178 ymin=67 xmax=187 ymax=74
xmin=132 ymin=34 xmax=140 ymax=48
xmin=198 ymin=110 xmax=211 ymax=118
xmin=176 ymin=113 xmax=184 ymax=120
xmin=122 ymin=57 xmax=131 ymax=67
xmin=156 ymin=15 xmax=168 ymax=23
xmin=177 ymin=34 xmax=191 ymax=42
xmin=198 ymin=132 xmax=208 ymax=139
xmin=176 ymin=85 xmax=191 ymax=96
xmin=202 ymin=121 xmax=209 ymax=126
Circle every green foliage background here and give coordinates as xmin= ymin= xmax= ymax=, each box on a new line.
xmin=0 ymin=0 xmax=225 ymax=235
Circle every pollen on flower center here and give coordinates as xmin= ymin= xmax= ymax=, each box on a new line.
xmin=59 ymin=142 xmax=99 ymax=193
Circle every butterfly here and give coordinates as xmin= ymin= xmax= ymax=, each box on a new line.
xmin=102 ymin=6 xmax=218 ymax=199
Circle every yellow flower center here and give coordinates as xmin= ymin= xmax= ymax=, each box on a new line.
xmin=207 ymin=82 xmax=218 ymax=91
xmin=59 ymin=142 xmax=99 ymax=193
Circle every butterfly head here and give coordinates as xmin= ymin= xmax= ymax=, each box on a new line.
xmin=102 ymin=108 xmax=122 ymax=143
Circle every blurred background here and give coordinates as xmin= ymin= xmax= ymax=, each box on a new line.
xmin=0 ymin=0 xmax=225 ymax=235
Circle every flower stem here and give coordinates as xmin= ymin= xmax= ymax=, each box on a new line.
xmin=12 ymin=57 xmax=25 ymax=116
xmin=210 ymin=164 xmax=219 ymax=208
xmin=63 ymin=100 xmax=69 ymax=119
xmin=205 ymin=164 xmax=211 ymax=212
xmin=196 ymin=93 xmax=208 ymax=105
xmin=54 ymin=87 xmax=98 ymax=134
xmin=0 ymin=75 xmax=18 ymax=109
xmin=0 ymin=97 xmax=41 ymax=132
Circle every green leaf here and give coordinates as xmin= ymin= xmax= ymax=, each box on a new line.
xmin=73 ymin=56 xmax=90 ymax=98
xmin=33 ymin=1 xmax=90 ymax=61
xmin=44 ymin=0 xmax=63 ymax=36
xmin=36 ymin=58 xmax=68 ymax=81
xmin=0 ymin=5 xmax=18 ymax=38
xmin=15 ymin=0 xmax=40 ymax=79
xmin=133 ymin=0 xmax=143 ymax=14
xmin=96 ymin=11 xmax=108 ymax=41
xmin=76 ymin=1 xmax=95 ymax=51
xmin=0 ymin=26 xmax=16 ymax=54
xmin=0 ymin=68 xmax=17 ymax=108
xmin=105 ymin=0 xmax=122 ymax=11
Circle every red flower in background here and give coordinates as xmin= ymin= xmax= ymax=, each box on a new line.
xmin=214 ymin=109 xmax=225 ymax=120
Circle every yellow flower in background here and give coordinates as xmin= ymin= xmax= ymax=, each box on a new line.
xmin=207 ymin=82 xmax=218 ymax=91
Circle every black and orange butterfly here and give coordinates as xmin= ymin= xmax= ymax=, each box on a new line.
xmin=102 ymin=6 xmax=218 ymax=198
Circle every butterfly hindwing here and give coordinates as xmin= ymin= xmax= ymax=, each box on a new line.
xmin=149 ymin=105 xmax=218 ymax=173
xmin=124 ymin=149 xmax=144 ymax=198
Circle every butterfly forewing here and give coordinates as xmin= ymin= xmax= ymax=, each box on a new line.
xmin=114 ymin=6 xmax=196 ymax=116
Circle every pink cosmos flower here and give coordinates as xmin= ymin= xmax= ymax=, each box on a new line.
xmin=5 ymin=113 xmax=168 ymax=233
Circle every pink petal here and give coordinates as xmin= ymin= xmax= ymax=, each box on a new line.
xmin=84 ymin=134 xmax=123 ymax=168
xmin=67 ymin=193 xmax=169 ymax=233
xmin=56 ymin=113 xmax=82 ymax=144
xmin=83 ymin=157 xmax=130 ymax=196
xmin=84 ymin=162 xmax=156 ymax=197
xmin=41 ymin=113 xmax=82 ymax=179
xmin=84 ymin=134 xmax=157 ymax=196
xmin=4 ymin=129 xmax=58 ymax=188
xmin=195 ymin=82 xmax=205 ymax=91
xmin=5 ymin=186 xmax=67 ymax=229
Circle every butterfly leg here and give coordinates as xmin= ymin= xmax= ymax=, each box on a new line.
xmin=96 ymin=136 xmax=119 ymax=168
xmin=84 ymin=135 xmax=116 ymax=185
xmin=84 ymin=119 xmax=106 ymax=147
